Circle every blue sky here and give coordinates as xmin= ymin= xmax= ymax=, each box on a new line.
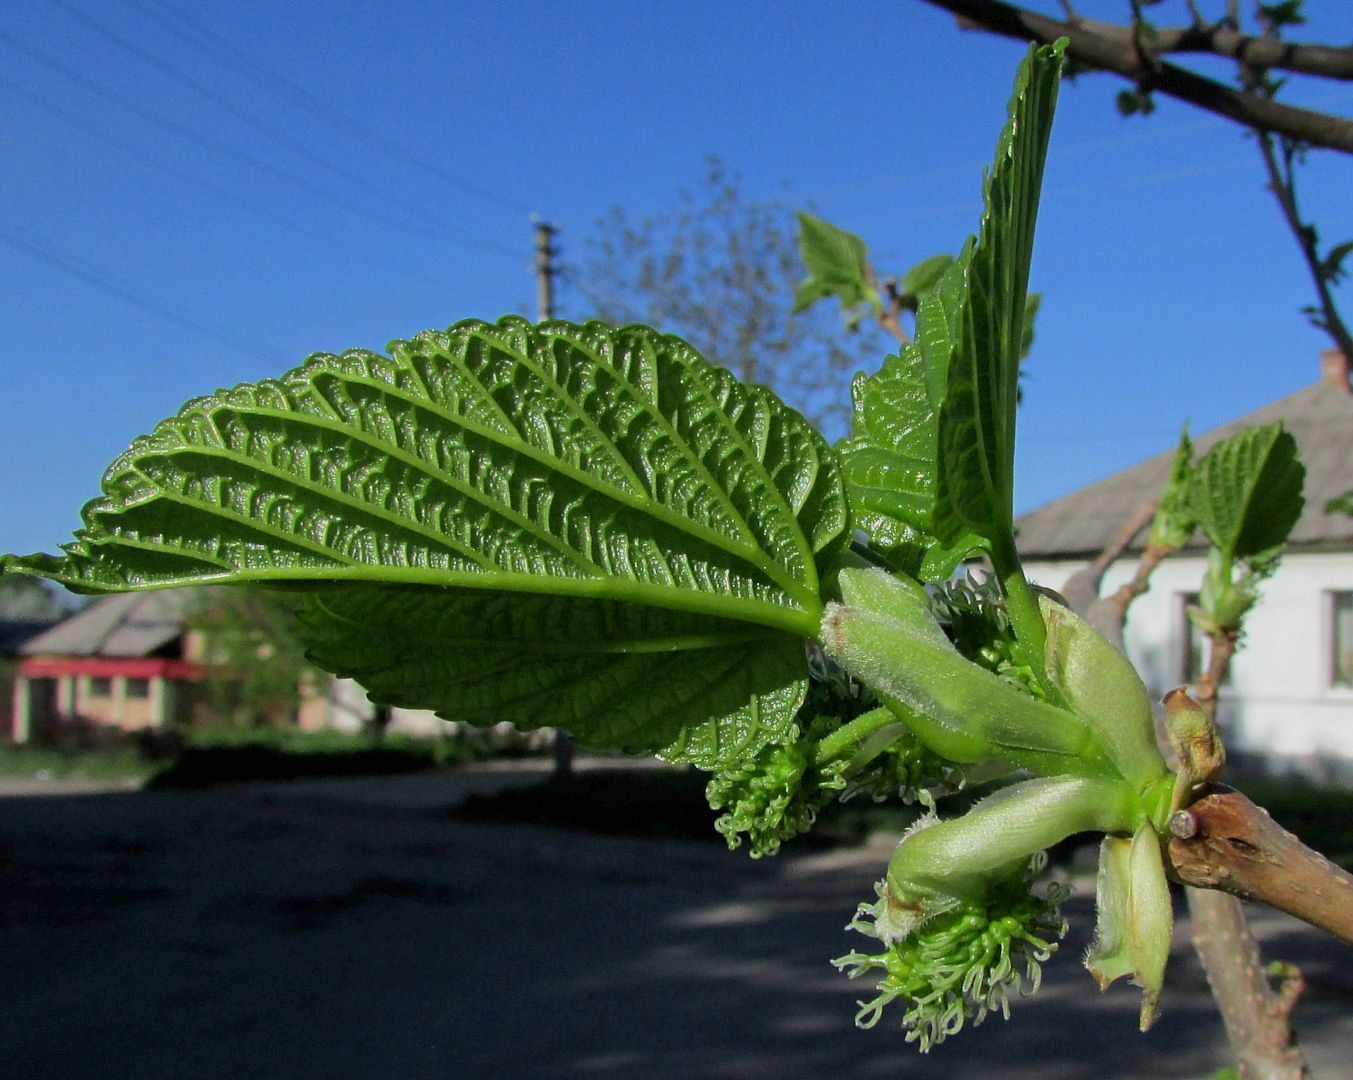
xmin=4 ymin=0 xmax=1351 ymax=561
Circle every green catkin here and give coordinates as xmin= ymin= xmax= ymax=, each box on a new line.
xmin=929 ymin=572 xmax=1046 ymax=700
xmin=833 ymin=852 xmax=1069 ymax=1051
xmin=705 ymin=716 xmax=848 ymax=857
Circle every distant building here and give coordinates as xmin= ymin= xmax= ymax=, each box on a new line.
xmin=1017 ymin=350 xmax=1353 ymax=781
xmin=0 ymin=577 xmax=69 ymax=735
xmin=9 ymin=589 xmax=380 ymax=742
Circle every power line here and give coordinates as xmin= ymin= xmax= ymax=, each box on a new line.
xmin=0 ymin=28 xmax=519 ymax=258
xmin=47 ymin=0 xmax=520 ymax=260
xmin=0 ymin=221 xmax=276 ymax=363
xmin=0 ymin=74 xmax=503 ymax=302
xmin=134 ymin=0 xmax=537 ymax=218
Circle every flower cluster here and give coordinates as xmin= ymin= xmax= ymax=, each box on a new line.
xmin=930 ymin=573 xmax=1046 ymax=700
xmin=837 ymin=727 xmax=964 ymax=806
xmin=705 ymin=715 xmax=848 ymax=858
xmin=834 ymin=853 xmax=1070 ymax=1051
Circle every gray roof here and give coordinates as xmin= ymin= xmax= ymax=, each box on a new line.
xmin=1015 ymin=375 xmax=1353 ymax=560
xmin=19 ymin=589 xmax=202 ymax=658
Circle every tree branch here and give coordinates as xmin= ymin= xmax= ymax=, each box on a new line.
xmin=1183 ymin=886 xmax=1307 ymax=1080
xmin=1067 ymin=16 xmax=1353 ymax=81
xmin=920 ymin=0 xmax=1353 ymax=154
xmin=1175 ymin=626 xmax=1310 ymax=1077
xmin=1169 ymin=786 xmax=1353 ymax=947
xmin=1254 ymin=127 xmax=1353 ymax=363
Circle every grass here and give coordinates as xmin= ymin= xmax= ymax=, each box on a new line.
xmin=145 ymin=726 xmax=489 ymax=787
xmin=0 ymin=742 xmax=154 ymax=783
xmin=0 ymin=724 xmax=506 ymax=788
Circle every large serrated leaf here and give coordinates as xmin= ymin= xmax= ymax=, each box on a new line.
xmin=300 ymin=586 xmax=806 ymax=767
xmin=839 ymin=42 xmax=1065 ymax=578
xmin=5 ymin=317 xmax=849 ymax=766
xmin=1190 ymin=422 xmax=1304 ymax=563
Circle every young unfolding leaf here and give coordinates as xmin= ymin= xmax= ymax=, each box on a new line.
xmin=1086 ymin=825 xmax=1174 ymax=1031
xmin=3 ymin=317 xmax=851 ymax=767
xmin=1328 ymin=489 xmax=1353 ymax=517
xmin=838 ymin=40 xmax=1064 ymax=582
xmin=793 ymin=212 xmax=882 ymax=322
xmin=822 ymin=568 xmax=1111 ymax=779
xmin=1148 ymin=427 xmax=1198 ymax=551
xmin=1191 ymin=422 xmax=1304 ymax=565
xmin=1188 ymin=422 xmax=1305 ymax=636
xmin=1040 ymin=595 xmax=1169 ymax=789
xmin=900 ymin=254 xmax=955 ymax=299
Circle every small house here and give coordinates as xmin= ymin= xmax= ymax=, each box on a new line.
xmin=1017 ymin=350 xmax=1353 ymax=782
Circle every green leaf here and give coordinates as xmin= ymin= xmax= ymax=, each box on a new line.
xmin=1147 ymin=426 xmax=1197 ymax=551
xmin=793 ymin=211 xmax=881 ymax=317
xmin=4 ymin=317 xmax=850 ymax=767
xmin=300 ymin=586 xmax=807 ymax=767
xmin=839 ymin=41 xmax=1065 ymax=579
xmin=900 ymin=254 xmax=954 ymax=299
xmin=1259 ymin=0 xmax=1306 ymax=28
xmin=1322 ymin=240 xmax=1353 ymax=284
xmin=1018 ymin=291 xmax=1041 ymax=363
xmin=1327 ymin=490 xmax=1353 ymax=517
xmin=1189 ymin=422 xmax=1304 ymax=564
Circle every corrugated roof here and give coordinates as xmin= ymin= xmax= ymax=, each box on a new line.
xmin=1015 ymin=374 xmax=1353 ymax=560
xmin=19 ymin=589 xmax=202 ymax=658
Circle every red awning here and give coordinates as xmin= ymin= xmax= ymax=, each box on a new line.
xmin=18 ymin=656 xmax=212 ymax=680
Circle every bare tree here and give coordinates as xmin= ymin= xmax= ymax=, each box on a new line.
xmin=573 ymin=157 xmax=891 ymax=438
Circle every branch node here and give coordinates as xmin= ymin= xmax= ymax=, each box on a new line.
xmin=1170 ymin=810 xmax=1199 ymax=839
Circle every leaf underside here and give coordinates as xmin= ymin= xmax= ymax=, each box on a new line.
xmin=301 ymin=586 xmax=808 ymax=766
xmin=839 ymin=41 xmax=1064 ymax=579
xmin=5 ymin=317 xmax=850 ymax=766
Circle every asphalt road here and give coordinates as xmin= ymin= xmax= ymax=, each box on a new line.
xmin=3 ymin=768 xmax=1352 ymax=1080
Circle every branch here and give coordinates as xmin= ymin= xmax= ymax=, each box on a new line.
xmin=920 ymin=0 xmax=1353 ymax=155
xmin=1183 ymin=887 xmax=1307 ymax=1080
xmin=1174 ymin=629 xmax=1310 ymax=1077
xmin=1254 ymin=128 xmax=1353 ymax=363
xmin=1169 ymin=786 xmax=1353 ymax=947
xmin=1058 ymin=498 xmax=1156 ymax=649
xmin=1068 ymin=16 xmax=1353 ymax=81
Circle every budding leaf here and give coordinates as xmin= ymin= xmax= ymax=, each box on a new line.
xmin=1040 ymin=595 xmax=1168 ymax=787
xmin=1190 ymin=422 xmax=1304 ymax=565
xmin=1327 ymin=490 xmax=1353 ymax=518
xmin=1086 ymin=825 xmax=1174 ymax=1031
xmin=839 ymin=41 xmax=1064 ymax=578
xmin=900 ymin=254 xmax=955 ymax=299
xmin=1147 ymin=426 xmax=1197 ymax=551
xmin=793 ymin=212 xmax=881 ymax=317
xmin=3 ymin=317 xmax=851 ymax=768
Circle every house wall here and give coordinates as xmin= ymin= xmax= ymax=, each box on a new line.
xmin=1023 ymin=551 xmax=1353 ymax=781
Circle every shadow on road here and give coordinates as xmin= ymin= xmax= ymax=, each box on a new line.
xmin=2 ymin=769 xmax=1351 ymax=1079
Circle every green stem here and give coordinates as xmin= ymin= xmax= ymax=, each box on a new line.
xmin=813 ymin=706 xmax=898 ymax=765
xmin=991 ymin=531 xmax=1061 ymax=705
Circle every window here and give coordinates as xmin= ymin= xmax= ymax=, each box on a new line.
xmin=87 ymin=676 xmax=112 ymax=698
xmin=1332 ymin=591 xmax=1353 ymax=689
xmin=125 ymin=678 xmax=151 ymax=699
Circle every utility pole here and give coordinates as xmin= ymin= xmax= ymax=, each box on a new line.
xmin=534 ymin=217 xmax=574 ymax=778
xmin=534 ymin=219 xmax=558 ymax=321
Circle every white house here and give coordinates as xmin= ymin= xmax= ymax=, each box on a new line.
xmin=1016 ymin=350 xmax=1353 ymax=783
